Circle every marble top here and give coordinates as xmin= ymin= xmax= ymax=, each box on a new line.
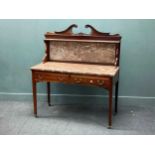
xmin=31 ymin=62 xmax=119 ymax=77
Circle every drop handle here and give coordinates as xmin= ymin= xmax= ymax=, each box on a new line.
xmin=58 ymin=77 xmax=64 ymax=81
xmin=38 ymin=75 xmax=42 ymax=80
xmin=75 ymin=78 xmax=82 ymax=83
xmin=97 ymin=80 xmax=104 ymax=85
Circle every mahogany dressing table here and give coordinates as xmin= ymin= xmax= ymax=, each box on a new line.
xmin=31 ymin=24 xmax=121 ymax=128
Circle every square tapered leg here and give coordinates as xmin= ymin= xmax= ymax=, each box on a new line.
xmin=32 ymin=81 xmax=37 ymax=117
xmin=47 ymin=82 xmax=51 ymax=106
xmin=115 ymin=81 xmax=119 ymax=114
xmin=108 ymin=88 xmax=113 ymax=129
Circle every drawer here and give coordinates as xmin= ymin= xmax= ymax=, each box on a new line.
xmin=70 ymin=74 xmax=110 ymax=88
xmin=33 ymin=71 xmax=111 ymax=88
xmin=33 ymin=71 xmax=69 ymax=82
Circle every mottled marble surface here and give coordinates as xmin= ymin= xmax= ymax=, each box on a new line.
xmin=49 ymin=41 xmax=116 ymax=65
xmin=31 ymin=62 xmax=119 ymax=76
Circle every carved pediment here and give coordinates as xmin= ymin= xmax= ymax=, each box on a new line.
xmin=46 ymin=24 xmax=120 ymax=37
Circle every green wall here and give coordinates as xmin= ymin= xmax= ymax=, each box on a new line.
xmin=0 ymin=19 xmax=155 ymax=99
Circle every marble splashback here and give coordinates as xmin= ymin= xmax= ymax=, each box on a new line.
xmin=49 ymin=41 xmax=116 ymax=65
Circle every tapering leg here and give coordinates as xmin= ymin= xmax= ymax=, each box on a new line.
xmin=108 ymin=88 xmax=113 ymax=129
xmin=32 ymin=81 xmax=37 ymax=117
xmin=47 ymin=82 xmax=51 ymax=106
xmin=115 ymin=81 xmax=119 ymax=114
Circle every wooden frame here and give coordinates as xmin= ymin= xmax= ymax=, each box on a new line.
xmin=31 ymin=24 xmax=121 ymax=128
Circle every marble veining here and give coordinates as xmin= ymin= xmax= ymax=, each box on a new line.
xmin=49 ymin=41 xmax=116 ymax=65
xmin=31 ymin=62 xmax=119 ymax=76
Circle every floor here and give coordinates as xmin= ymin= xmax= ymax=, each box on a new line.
xmin=0 ymin=100 xmax=155 ymax=135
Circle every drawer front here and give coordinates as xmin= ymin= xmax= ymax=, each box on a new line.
xmin=33 ymin=71 xmax=111 ymax=88
xmin=33 ymin=71 xmax=69 ymax=82
xmin=70 ymin=75 xmax=111 ymax=88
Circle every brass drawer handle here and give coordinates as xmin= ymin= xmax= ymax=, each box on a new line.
xmin=38 ymin=75 xmax=42 ymax=80
xmin=58 ymin=77 xmax=64 ymax=81
xmin=74 ymin=78 xmax=82 ymax=83
xmin=97 ymin=80 xmax=104 ymax=85
xmin=76 ymin=79 xmax=82 ymax=83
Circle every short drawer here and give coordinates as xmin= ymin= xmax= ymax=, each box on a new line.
xmin=70 ymin=74 xmax=110 ymax=87
xmin=33 ymin=71 xmax=69 ymax=82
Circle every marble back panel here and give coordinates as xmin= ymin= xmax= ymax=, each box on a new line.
xmin=49 ymin=41 xmax=116 ymax=65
